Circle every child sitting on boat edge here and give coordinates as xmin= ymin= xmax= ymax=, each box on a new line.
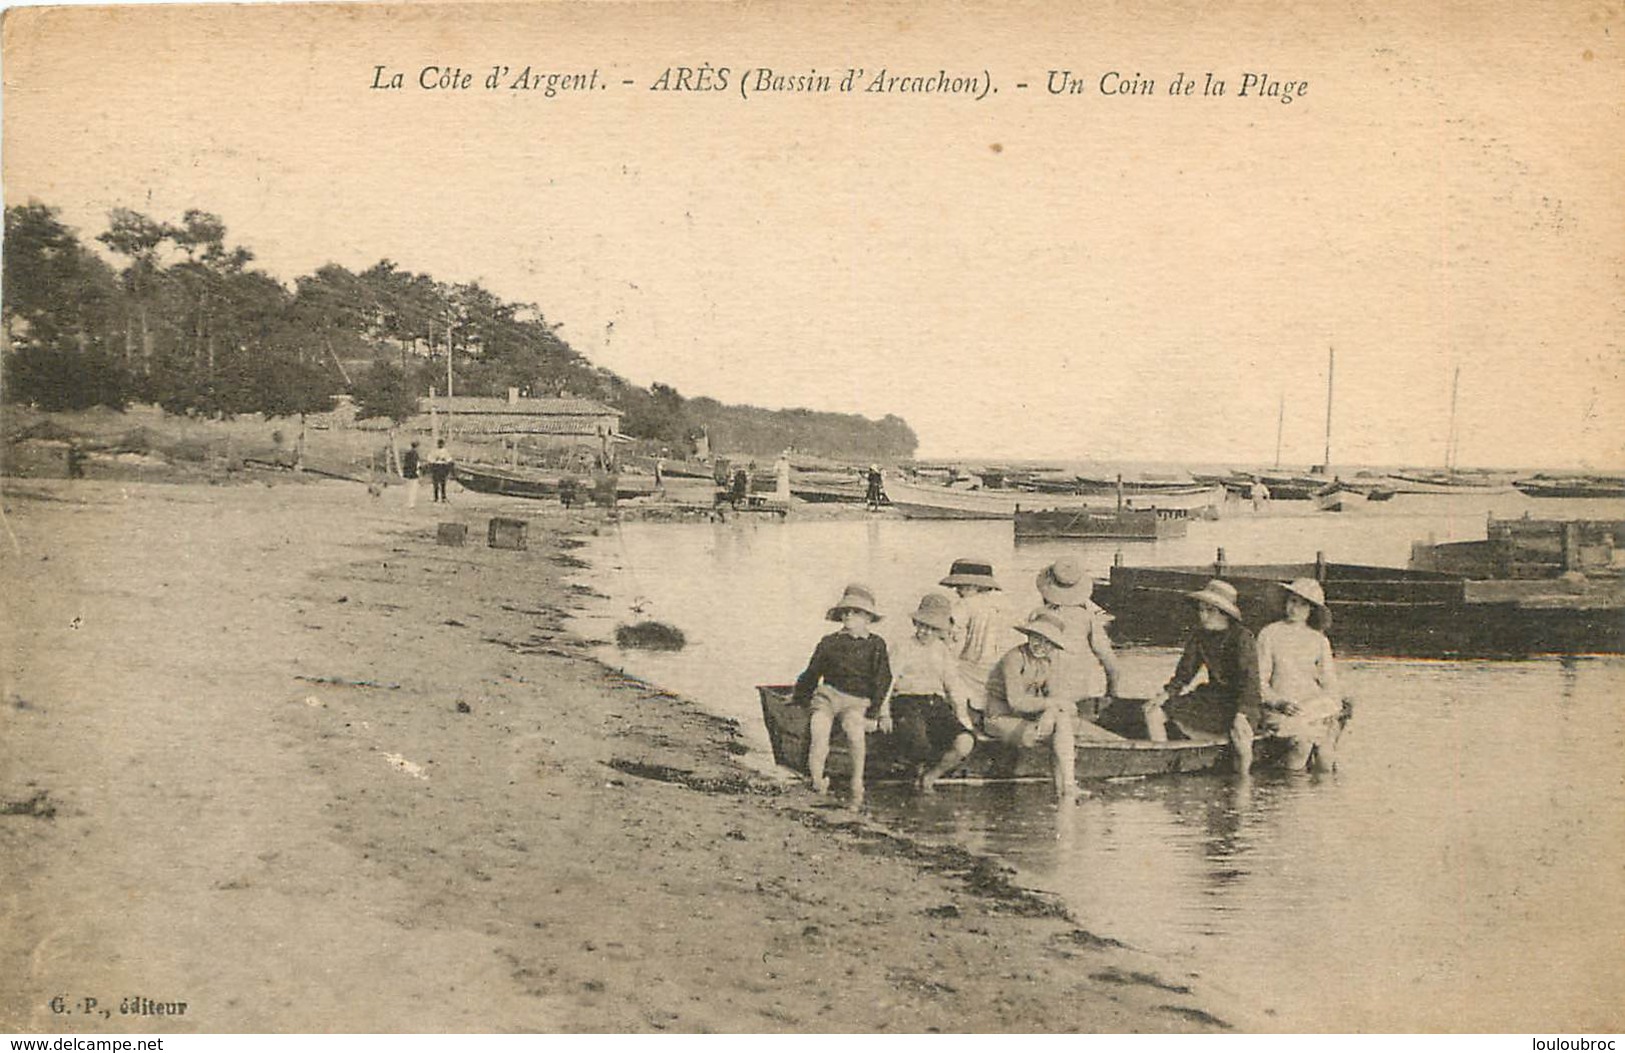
xmin=980 ymin=609 xmax=1086 ymax=802
xmin=888 ymin=592 xmax=976 ymax=792
xmin=790 ymin=583 xmax=893 ymax=808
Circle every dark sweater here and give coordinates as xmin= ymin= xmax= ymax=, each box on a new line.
xmin=1164 ymin=622 xmax=1263 ymax=725
xmin=792 ymin=631 xmax=892 ymax=713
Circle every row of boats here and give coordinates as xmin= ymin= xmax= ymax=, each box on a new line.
xmin=880 ymin=467 xmax=1625 ymax=522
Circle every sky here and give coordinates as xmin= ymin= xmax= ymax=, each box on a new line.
xmin=3 ymin=1 xmax=1621 ymax=469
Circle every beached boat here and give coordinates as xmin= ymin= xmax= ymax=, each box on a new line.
xmin=1092 ymin=554 xmax=1625 ymax=657
xmin=453 ymin=462 xmax=566 ymax=498
xmin=1013 ymin=506 xmax=1189 ymax=541
xmin=1513 ymin=476 xmax=1625 ymax=499
xmin=455 ymin=463 xmax=657 ymax=502
xmin=757 ymin=686 xmax=1239 ymax=783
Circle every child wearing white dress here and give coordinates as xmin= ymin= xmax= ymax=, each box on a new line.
xmin=1257 ymin=578 xmax=1347 ymax=772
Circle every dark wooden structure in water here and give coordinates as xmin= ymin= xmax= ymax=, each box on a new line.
xmin=1092 ymin=547 xmax=1625 ymax=658
xmin=1013 ymin=506 xmax=1188 ymax=541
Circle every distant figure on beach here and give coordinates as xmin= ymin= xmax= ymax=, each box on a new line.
xmin=1143 ymin=580 xmax=1262 ymax=774
xmin=792 ymin=583 xmax=892 ymax=809
xmin=66 ymin=443 xmax=87 ymax=480
xmin=1257 ymin=578 xmax=1347 ymax=772
xmin=981 ymin=609 xmax=1084 ymax=802
xmin=427 ymin=439 xmax=454 ymax=503
xmin=866 ymin=464 xmax=885 ymax=509
xmin=939 ymin=558 xmax=1006 ymax=712
xmin=1250 ymin=476 xmax=1271 ymax=511
xmin=730 ymin=467 xmax=749 ymax=508
xmin=654 ymin=456 xmax=665 ymax=490
xmin=401 ymin=440 xmax=421 ymax=508
xmin=888 ymin=592 xmax=976 ymax=791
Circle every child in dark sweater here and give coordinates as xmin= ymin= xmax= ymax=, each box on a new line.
xmin=792 ymin=583 xmax=892 ymax=808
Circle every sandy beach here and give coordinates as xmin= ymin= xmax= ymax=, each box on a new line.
xmin=0 ymin=476 xmax=1268 ymax=1034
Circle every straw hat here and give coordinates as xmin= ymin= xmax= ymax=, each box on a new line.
xmin=1282 ymin=578 xmax=1327 ymax=609
xmin=910 ymin=592 xmax=954 ymax=633
xmin=1036 ymin=557 xmax=1092 ymax=606
xmin=940 ymin=558 xmax=1002 ymax=590
xmin=1186 ymin=579 xmax=1243 ymax=622
xmin=826 ymin=583 xmax=883 ymax=622
xmin=1014 ymin=609 xmax=1069 ymax=649
xmin=1282 ymin=578 xmax=1331 ymax=630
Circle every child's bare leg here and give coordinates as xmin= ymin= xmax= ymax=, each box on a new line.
xmin=1143 ymin=700 xmax=1168 ymax=742
xmin=838 ymin=707 xmax=869 ymax=806
xmin=1230 ymin=713 xmax=1254 ymax=775
xmin=807 ymin=707 xmax=834 ymax=794
xmin=1051 ymin=709 xmax=1078 ymax=799
xmin=921 ymin=732 xmax=974 ymax=791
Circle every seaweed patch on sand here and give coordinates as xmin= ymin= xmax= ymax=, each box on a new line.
xmin=614 ymin=620 xmax=686 ymax=651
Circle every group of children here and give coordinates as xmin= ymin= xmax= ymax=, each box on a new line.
xmin=791 ymin=557 xmax=1349 ymax=807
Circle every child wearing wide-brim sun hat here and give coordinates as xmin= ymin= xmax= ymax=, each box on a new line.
xmin=888 ymin=592 xmax=977 ymax=791
xmin=1143 ymin=579 xmax=1263 ymax=774
xmin=1258 ymin=578 xmax=1347 ymax=771
xmin=938 ymin=558 xmax=1007 ymax=714
xmin=979 ymin=609 xmax=1085 ymax=801
xmin=792 ymin=583 xmax=892 ymax=807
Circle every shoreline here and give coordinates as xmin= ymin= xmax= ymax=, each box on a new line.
xmin=2 ymin=478 xmax=1258 ymax=1033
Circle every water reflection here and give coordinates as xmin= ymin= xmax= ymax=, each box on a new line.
xmin=569 ymin=514 xmax=1625 ymax=1031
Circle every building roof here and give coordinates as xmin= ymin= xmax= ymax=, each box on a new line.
xmin=450 ymin=417 xmax=616 ymax=436
xmin=416 ymin=396 xmax=623 ymax=417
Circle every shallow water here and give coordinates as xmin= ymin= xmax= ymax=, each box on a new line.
xmin=570 ymin=492 xmax=1625 ymax=1031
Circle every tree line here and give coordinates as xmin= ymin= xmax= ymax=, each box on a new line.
xmin=1 ymin=202 xmax=918 ymax=461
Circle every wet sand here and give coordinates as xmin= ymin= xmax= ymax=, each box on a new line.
xmin=1 ymin=478 xmax=1256 ymax=1033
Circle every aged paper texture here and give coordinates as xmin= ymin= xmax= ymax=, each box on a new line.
xmin=2 ymin=0 xmax=1622 ymax=1036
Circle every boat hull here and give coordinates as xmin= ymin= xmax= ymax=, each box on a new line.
xmin=1014 ymin=506 xmax=1189 ymax=541
xmin=453 ymin=463 xmax=564 ymax=498
xmin=1514 ymin=480 xmax=1625 ymax=499
xmin=757 ymin=686 xmax=1241 ymax=783
xmin=1092 ymin=561 xmax=1625 ymax=657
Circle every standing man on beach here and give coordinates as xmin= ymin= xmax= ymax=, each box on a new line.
xmin=401 ymin=440 xmax=422 ymax=508
xmin=427 ymin=439 xmax=454 ymax=503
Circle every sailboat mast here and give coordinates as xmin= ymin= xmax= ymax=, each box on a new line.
xmin=1322 ymin=347 xmax=1335 ymax=471
xmin=1446 ymin=365 xmax=1461 ymax=475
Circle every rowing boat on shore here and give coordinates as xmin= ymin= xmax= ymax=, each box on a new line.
xmin=757 ymin=685 xmax=1247 ymax=783
xmin=453 ymin=462 xmax=566 ymax=498
xmin=454 ymin=463 xmax=658 ymax=502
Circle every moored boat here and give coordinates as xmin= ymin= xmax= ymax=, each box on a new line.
xmin=1092 ymin=554 xmax=1625 ymax=657
xmin=757 ymin=686 xmax=1242 ymax=783
xmin=884 ymin=477 xmax=1056 ymax=520
xmin=1513 ymin=476 xmax=1625 ymax=499
xmin=1013 ymin=506 xmax=1189 ymax=541
xmin=1312 ymin=479 xmax=1395 ymax=512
